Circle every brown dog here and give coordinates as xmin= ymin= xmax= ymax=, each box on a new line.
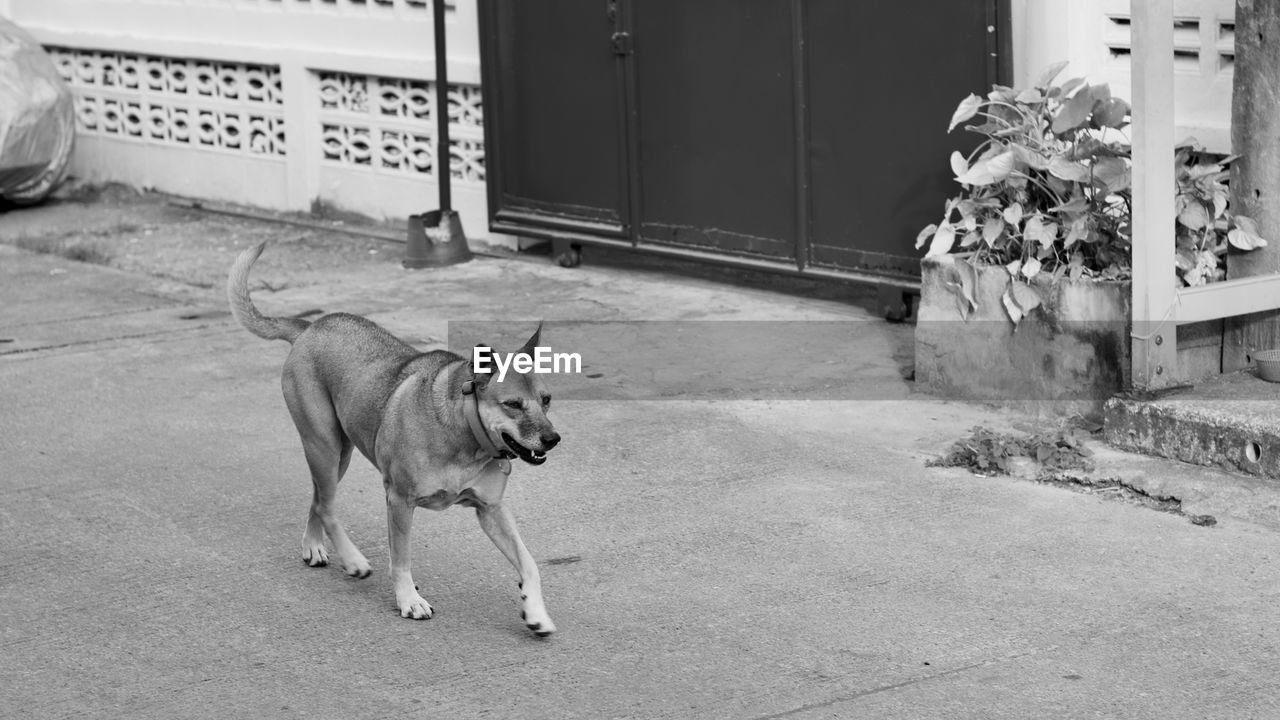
xmin=227 ymin=242 xmax=560 ymax=636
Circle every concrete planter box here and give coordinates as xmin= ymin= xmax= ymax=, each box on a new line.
xmin=914 ymin=255 xmax=1131 ymax=415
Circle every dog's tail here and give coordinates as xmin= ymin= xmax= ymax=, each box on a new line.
xmin=226 ymin=242 xmax=309 ymax=343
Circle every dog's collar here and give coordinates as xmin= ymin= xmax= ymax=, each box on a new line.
xmin=461 ymin=379 xmax=515 ymax=470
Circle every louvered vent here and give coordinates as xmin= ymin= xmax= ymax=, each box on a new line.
xmin=1104 ymin=11 xmax=1235 ymax=75
xmin=1217 ymin=21 xmax=1234 ymax=71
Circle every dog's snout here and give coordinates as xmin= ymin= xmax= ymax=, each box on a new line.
xmin=541 ymin=431 xmax=561 ymax=450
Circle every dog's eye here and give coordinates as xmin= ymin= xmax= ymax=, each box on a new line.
xmin=502 ymin=400 xmax=524 ymax=411
xmin=541 ymin=396 xmax=552 ymax=408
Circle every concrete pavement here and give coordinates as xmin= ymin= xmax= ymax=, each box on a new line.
xmin=4 ymin=195 xmax=1280 ymax=719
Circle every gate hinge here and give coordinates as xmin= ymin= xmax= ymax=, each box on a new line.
xmin=611 ymin=31 xmax=633 ymax=56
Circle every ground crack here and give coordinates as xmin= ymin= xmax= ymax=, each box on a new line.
xmin=1033 ymin=471 xmax=1217 ymax=526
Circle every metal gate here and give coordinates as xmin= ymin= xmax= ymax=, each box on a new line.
xmin=479 ymin=0 xmax=1008 ymax=287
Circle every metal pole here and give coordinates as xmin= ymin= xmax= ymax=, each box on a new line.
xmin=403 ymin=0 xmax=471 ymax=268
xmin=789 ymin=0 xmax=810 ymax=272
xmin=434 ymin=0 xmax=452 ymax=213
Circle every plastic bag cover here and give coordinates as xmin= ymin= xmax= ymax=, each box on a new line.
xmin=0 ymin=17 xmax=75 ymax=204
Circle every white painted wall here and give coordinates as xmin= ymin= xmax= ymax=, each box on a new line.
xmin=8 ymin=0 xmax=510 ymax=246
xmin=1009 ymin=0 xmax=1103 ymax=91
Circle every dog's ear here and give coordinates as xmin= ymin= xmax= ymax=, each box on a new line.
xmin=518 ymin=322 xmax=543 ymax=356
xmin=471 ymin=344 xmax=494 ymax=388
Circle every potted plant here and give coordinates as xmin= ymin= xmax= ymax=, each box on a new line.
xmin=914 ymin=62 xmax=1265 ymax=412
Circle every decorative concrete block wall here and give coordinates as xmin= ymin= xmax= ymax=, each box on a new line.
xmin=5 ymin=0 xmax=507 ymax=245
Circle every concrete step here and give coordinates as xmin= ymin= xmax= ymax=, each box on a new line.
xmin=1103 ymin=370 xmax=1280 ymax=480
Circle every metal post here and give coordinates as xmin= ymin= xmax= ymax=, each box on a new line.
xmin=434 ymin=0 xmax=452 ymax=213
xmin=402 ymin=0 xmax=472 ymax=268
xmin=789 ymin=0 xmax=810 ymax=272
xmin=1130 ymin=0 xmax=1179 ymax=389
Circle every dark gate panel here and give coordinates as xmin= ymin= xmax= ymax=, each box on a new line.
xmin=632 ymin=0 xmax=797 ymax=260
xmin=804 ymin=0 xmax=995 ymax=279
xmin=481 ymin=0 xmax=626 ymax=233
xmin=478 ymin=0 xmax=1007 ymax=287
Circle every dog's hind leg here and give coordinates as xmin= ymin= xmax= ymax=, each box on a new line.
xmin=298 ymin=438 xmax=372 ymax=578
xmin=476 ymin=504 xmax=556 ymax=637
xmin=286 ymin=384 xmax=372 ymax=579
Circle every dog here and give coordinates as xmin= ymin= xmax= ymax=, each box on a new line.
xmin=227 ymin=242 xmax=560 ymax=636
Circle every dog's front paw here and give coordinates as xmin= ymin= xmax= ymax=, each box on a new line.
xmin=518 ymin=582 xmax=555 ymax=637
xmin=521 ymin=606 xmax=556 ymax=637
xmin=341 ymin=553 xmax=372 ymax=580
xmin=519 ymin=604 xmax=555 ymax=632
xmin=396 ymin=592 xmax=435 ymax=620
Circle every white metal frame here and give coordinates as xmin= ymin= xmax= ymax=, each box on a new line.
xmin=1130 ymin=0 xmax=1280 ymax=388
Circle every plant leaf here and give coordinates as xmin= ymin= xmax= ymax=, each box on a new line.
xmin=1021 ymin=257 xmax=1043 ymax=280
xmin=1016 ymin=87 xmax=1044 ymax=104
xmin=926 ymin=221 xmax=957 ymax=256
xmin=1013 ymin=144 xmax=1051 ymax=170
xmin=1002 ymin=202 xmax=1024 ymax=227
xmin=1068 ymin=252 xmax=1086 ymax=281
xmin=1024 ymin=215 xmax=1059 ymax=248
xmin=950 ymin=151 xmax=969 ymax=179
xmin=1065 ymin=217 xmax=1089 ymax=248
xmin=1177 ymin=200 xmax=1210 ymax=230
xmin=955 ymin=150 xmax=1016 ymax=186
xmin=1228 ymin=215 xmax=1268 ymax=251
xmin=1175 ymin=247 xmax=1197 ymax=272
xmin=986 ymin=150 xmax=1016 ymax=182
xmin=987 ymin=85 xmax=1017 ymax=104
xmin=1001 ymin=284 xmax=1043 ymax=326
xmin=1049 ymin=156 xmax=1090 ymax=182
xmin=1046 ymin=174 xmax=1072 ymax=197
xmin=1052 ymin=83 xmax=1097 ymax=134
xmin=1036 ymin=60 xmax=1070 ymax=88
xmin=1054 ymin=195 xmax=1090 ymax=216
xmin=1011 ymin=283 xmax=1043 ymax=314
xmin=1002 ymin=288 xmax=1024 ymax=325
xmin=1061 ymin=77 xmax=1087 ymax=96
xmin=1092 ymin=156 xmax=1131 ymax=192
xmin=983 ymin=216 xmax=1005 ymax=245
xmin=948 ymin=93 xmax=983 ymax=132
xmin=1091 ymin=97 xmax=1130 ymax=128
xmin=915 ymin=223 xmax=938 ymax=250
xmin=1006 ymin=258 xmax=1022 ymax=278
xmin=943 ymin=197 xmax=960 ymax=222
xmin=1213 ymin=189 xmax=1229 ymax=219
xmin=1041 ymin=222 xmax=1060 ymax=248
